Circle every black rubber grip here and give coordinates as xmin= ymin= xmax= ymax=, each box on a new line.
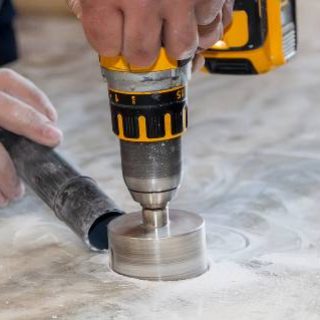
xmin=109 ymin=87 xmax=187 ymax=140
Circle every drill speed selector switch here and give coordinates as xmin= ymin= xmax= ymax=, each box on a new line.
xmin=108 ymin=85 xmax=187 ymax=142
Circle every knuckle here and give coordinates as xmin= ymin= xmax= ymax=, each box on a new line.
xmin=126 ymin=45 xmax=158 ymax=66
xmin=29 ymin=120 xmax=54 ymax=144
xmin=23 ymin=108 xmax=43 ymax=130
xmin=36 ymin=93 xmax=48 ymax=106
xmin=35 ymin=124 xmax=49 ymax=138
xmin=128 ymin=55 xmax=154 ymax=67
xmin=172 ymin=37 xmax=197 ymax=59
xmin=180 ymin=32 xmax=198 ymax=49
xmin=136 ymin=0 xmax=154 ymax=10
xmin=100 ymin=46 xmax=121 ymax=57
xmin=0 ymin=91 xmax=7 ymax=102
xmin=32 ymin=89 xmax=51 ymax=108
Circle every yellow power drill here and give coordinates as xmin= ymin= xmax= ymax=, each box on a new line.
xmin=100 ymin=0 xmax=298 ymax=281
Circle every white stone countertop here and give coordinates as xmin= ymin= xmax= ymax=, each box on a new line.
xmin=1 ymin=2 xmax=320 ymax=319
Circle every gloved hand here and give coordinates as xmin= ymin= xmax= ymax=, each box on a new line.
xmin=67 ymin=0 xmax=234 ymax=67
xmin=0 ymin=69 xmax=62 ymax=207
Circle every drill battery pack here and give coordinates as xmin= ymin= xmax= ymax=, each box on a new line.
xmin=203 ymin=0 xmax=297 ymax=74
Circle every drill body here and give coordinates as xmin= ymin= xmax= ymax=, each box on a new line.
xmin=100 ymin=0 xmax=297 ymax=226
xmin=100 ymin=51 xmax=191 ymax=227
xmin=100 ymin=0 xmax=298 ymax=281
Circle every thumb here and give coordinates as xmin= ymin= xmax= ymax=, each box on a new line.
xmin=192 ymin=54 xmax=205 ymax=73
xmin=66 ymin=0 xmax=82 ymax=19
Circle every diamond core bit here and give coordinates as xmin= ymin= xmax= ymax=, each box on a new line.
xmin=108 ymin=209 xmax=208 ymax=281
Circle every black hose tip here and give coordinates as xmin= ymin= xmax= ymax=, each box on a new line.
xmin=88 ymin=212 xmax=122 ymax=250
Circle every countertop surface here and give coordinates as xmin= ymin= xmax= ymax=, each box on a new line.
xmin=1 ymin=2 xmax=320 ymax=319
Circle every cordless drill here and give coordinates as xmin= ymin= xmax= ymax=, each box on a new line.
xmin=100 ymin=50 xmax=190 ymax=229
xmin=100 ymin=0 xmax=297 ymax=281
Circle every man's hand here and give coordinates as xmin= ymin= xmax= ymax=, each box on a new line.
xmin=67 ymin=0 xmax=234 ymax=67
xmin=0 ymin=69 xmax=62 ymax=207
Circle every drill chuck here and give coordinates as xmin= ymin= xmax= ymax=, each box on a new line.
xmin=120 ymin=138 xmax=182 ymax=211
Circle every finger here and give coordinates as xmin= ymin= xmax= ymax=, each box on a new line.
xmin=195 ymin=0 xmax=225 ymax=25
xmin=192 ymin=54 xmax=205 ymax=73
xmin=66 ymin=0 xmax=82 ymax=19
xmin=123 ymin=4 xmax=162 ymax=66
xmin=163 ymin=3 xmax=199 ymax=60
xmin=0 ymin=69 xmax=57 ymax=123
xmin=80 ymin=2 xmax=123 ymax=57
xmin=0 ymin=92 xmax=63 ymax=147
xmin=0 ymin=143 xmax=24 ymax=201
xmin=198 ymin=12 xmax=224 ymax=49
xmin=222 ymin=0 xmax=235 ymax=28
xmin=0 ymin=191 xmax=9 ymax=208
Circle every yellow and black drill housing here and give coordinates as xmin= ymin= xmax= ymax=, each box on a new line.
xmin=100 ymin=49 xmax=190 ymax=143
xmin=100 ymin=0 xmax=298 ymax=143
xmin=203 ymin=0 xmax=297 ymax=74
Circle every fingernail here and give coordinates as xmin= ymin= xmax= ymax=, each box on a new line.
xmin=44 ymin=124 xmax=63 ymax=143
xmin=14 ymin=181 xmax=25 ymax=201
xmin=0 ymin=193 xmax=9 ymax=208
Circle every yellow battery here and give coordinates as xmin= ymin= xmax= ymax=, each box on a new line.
xmin=202 ymin=0 xmax=297 ymax=74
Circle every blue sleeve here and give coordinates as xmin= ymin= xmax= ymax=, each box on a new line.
xmin=0 ymin=0 xmax=15 ymax=23
xmin=0 ymin=0 xmax=17 ymax=65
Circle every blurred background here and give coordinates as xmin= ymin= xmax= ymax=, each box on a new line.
xmin=14 ymin=0 xmax=69 ymax=15
xmin=1 ymin=1 xmax=76 ymax=66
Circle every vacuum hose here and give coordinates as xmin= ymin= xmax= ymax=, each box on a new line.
xmin=0 ymin=129 xmax=124 ymax=251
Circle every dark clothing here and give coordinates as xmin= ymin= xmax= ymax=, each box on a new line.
xmin=0 ymin=0 xmax=15 ymax=23
xmin=0 ymin=0 xmax=18 ymax=65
